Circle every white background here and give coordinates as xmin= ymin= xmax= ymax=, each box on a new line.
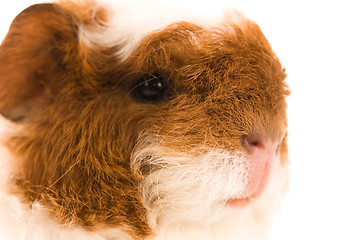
xmin=1 ymin=1 xmax=361 ymax=239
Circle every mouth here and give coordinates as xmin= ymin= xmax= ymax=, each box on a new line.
xmin=225 ymin=180 xmax=266 ymax=208
xmin=225 ymin=197 xmax=251 ymax=207
xmin=225 ymin=149 xmax=274 ymax=208
xmin=225 ymin=184 xmax=264 ymax=208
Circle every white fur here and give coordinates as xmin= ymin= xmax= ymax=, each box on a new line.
xmin=133 ymin=145 xmax=251 ymax=224
xmin=79 ymin=0 xmax=245 ymax=59
xmin=133 ymin=137 xmax=288 ymax=240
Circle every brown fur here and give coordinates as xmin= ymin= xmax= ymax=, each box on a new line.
xmin=0 ymin=1 xmax=289 ymax=239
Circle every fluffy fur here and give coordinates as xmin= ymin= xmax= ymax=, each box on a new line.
xmin=0 ymin=1 xmax=289 ymax=239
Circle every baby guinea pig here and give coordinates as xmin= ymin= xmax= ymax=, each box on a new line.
xmin=0 ymin=0 xmax=289 ymax=239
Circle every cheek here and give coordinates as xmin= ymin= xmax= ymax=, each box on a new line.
xmin=133 ymin=146 xmax=269 ymax=222
xmin=132 ymin=131 xmax=289 ymax=226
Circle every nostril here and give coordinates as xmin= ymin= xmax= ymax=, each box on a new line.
xmin=243 ymin=134 xmax=265 ymax=150
xmin=249 ymin=140 xmax=262 ymax=148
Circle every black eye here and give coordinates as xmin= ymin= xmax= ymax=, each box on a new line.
xmin=132 ymin=73 xmax=169 ymax=102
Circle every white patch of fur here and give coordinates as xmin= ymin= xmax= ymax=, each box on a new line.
xmin=132 ymin=146 xmax=249 ymax=224
xmin=78 ymin=0 xmax=245 ymax=59
xmin=131 ymin=137 xmax=289 ymax=240
xmin=0 ymin=195 xmax=132 ymax=240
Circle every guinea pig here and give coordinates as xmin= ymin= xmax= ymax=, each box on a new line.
xmin=0 ymin=0 xmax=289 ymax=239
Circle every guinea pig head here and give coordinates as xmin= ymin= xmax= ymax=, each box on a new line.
xmin=129 ymin=21 xmax=289 ymax=225
xmin=0 ymin=2 xmax=289 ymax=239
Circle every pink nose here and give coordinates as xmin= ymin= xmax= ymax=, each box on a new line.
xmin=242 ymin=134 xmax=279 ymax=198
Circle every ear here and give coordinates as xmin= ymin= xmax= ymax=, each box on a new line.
xmin=0 ymin=4 xmax=78 ymax=121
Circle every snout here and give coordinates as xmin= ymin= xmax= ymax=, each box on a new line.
xmin=226 ymin=134 xmax=281 ymax=207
